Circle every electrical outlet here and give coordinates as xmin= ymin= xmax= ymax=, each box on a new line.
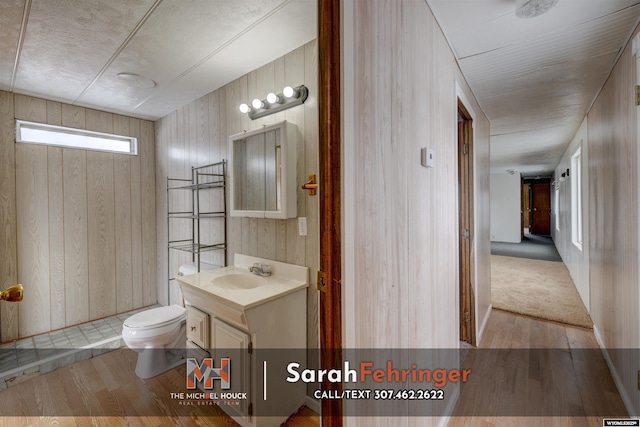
xmin=298 ymin=217 xmax=307 ymax=236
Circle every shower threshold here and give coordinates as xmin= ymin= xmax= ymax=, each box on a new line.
xmin=0 ymin=305 xmax=158 ymax=389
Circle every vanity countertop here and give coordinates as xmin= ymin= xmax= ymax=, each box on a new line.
xmin=176 ymin=254 xmax=309 ymax=310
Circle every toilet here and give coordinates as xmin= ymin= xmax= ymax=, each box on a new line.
xmin=122 ymin=304 xmax=187 ymax=379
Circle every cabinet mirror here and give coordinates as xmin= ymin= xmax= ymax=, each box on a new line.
xmin=228 ymin=121 xmax=297 ymax=219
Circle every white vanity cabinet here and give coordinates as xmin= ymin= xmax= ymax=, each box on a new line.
xmin=177 ymin=254 xmax=308 ymax=427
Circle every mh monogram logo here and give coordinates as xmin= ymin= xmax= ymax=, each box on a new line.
xmin=186 ymin=357 xmax=231 ymax=390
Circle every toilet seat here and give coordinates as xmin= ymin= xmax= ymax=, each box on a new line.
xmin=124 ymin=305 xmax=186 ymax=330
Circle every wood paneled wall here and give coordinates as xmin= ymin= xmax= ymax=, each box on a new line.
xmin=342 ymin=1 xmax=491 ymax=422
xmin=342 ymin=0 xmax=491 ymax=379
xmin=552 ymin=118 xmax=590 ymax=310
xmin=155 ymin=41 xmax=319 ymax=355
xmin=587 ymin=22 xmax=640 ymax=415
xmin=0 ymin=91 xmax=156 ymax=340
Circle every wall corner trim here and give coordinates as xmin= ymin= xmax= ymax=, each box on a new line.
xmin=632 ymin=32 xmax=640 ymax=57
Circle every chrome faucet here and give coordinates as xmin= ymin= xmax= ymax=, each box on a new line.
xmin=249 ymin=263 xmax=271 ymax=277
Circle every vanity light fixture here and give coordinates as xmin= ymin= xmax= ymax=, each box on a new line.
xmin=239 ymin=85 xmax=309 ymax=120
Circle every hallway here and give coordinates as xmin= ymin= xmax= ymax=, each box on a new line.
xmin=491 ymin=234 xmax=562 ymax=262
xmin=343 ymin=1 xmax=640 ymax=424
xmin=490 ymin=234 xmax=592 ymax=329
xmin=449 ymin=310 xmax=627 ymax=426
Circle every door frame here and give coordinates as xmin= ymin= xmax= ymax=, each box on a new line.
xmin=457 ymin=98 xmax=476 ymax=346
xmin=521 ymin=181 xmax=531 ymax=239
xmin=318 ymin=0 xmax=343 ymax=425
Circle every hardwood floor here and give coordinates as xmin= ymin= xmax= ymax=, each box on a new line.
xmin=0 ymin=347 xmax=319 ymax=427
xmin=0 ymin=310 xmax=629 ymax=426
xmin=448 ymin=309 xmax=629 ymax=427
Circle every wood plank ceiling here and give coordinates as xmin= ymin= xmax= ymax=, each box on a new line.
xmin=0 ymin=0 xmax=317 ymax=120
xmin=427 ymin=0 xmax=640 ymax=175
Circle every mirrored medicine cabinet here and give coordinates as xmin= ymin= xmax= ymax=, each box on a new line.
xmin=228 ymin=121 xmax=297 ymax=219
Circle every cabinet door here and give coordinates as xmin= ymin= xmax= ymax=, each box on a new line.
xmin=186 ymin=305 xmax=209 ymax=348
xmin=212 ymin=318 xmax=251 ymax=418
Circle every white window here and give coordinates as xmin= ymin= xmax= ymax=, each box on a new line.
xmin=571 ymin=146 xmax=582 ymax=250
xmin=16 ymin=120 xmax=137 ymax=155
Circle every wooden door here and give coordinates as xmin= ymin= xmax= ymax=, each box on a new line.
xmin=531 ymin=183 xmax=551 ymax=235
xmin=458 ymin=102 xmax=475 ymax=345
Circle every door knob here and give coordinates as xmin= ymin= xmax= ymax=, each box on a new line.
xmin=0 ymin=284 xmax=23 ymax=302
xmin=301 ymin=174 xmax=318 ymax=195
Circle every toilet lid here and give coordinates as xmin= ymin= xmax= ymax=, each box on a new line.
xmin=123 ymin=305 xmax=186 ymax=329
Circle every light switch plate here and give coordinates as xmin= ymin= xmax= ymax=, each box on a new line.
xmin=298 ymin=217 xmax=307 ymax=236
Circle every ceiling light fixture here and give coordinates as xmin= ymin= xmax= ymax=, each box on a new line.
xmin=515 ymin=0 xmax=558 ymax=19
xmin=238 ymin=85 xmax=309 ymax=120
xmin=116 ymin=72 xmax=156 ymax=89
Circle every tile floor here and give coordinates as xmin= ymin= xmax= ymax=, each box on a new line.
xmin=0 ymin=306 xmax=157 ymax=389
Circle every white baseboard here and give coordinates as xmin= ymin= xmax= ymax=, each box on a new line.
xmin=305 ymin=395 xmax=321 ymax=415
xmin=476 ymin=304 xmax=492 ymax=345
xmin=593 ymin=324 xmax=638 ymax=418
xmin=438 ymin=386 xmax=460 ymax=427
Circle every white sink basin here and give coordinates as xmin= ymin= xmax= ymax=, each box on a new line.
xmin=211 ymin=273 xmax=266 ymax=290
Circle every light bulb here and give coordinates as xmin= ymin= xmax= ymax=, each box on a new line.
xmin=266 ymin=92 xmax=280 ymax=104
xmin=283 ymin=86 xmax=296 ymax=98
xmin=239 ymin=103 xmax=250 ymax=114
xmin=252 ymin=98 xmax=264 ymax=109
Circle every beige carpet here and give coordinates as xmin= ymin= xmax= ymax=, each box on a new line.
xmin=491 ymin=255 xmax=593 ymax=329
